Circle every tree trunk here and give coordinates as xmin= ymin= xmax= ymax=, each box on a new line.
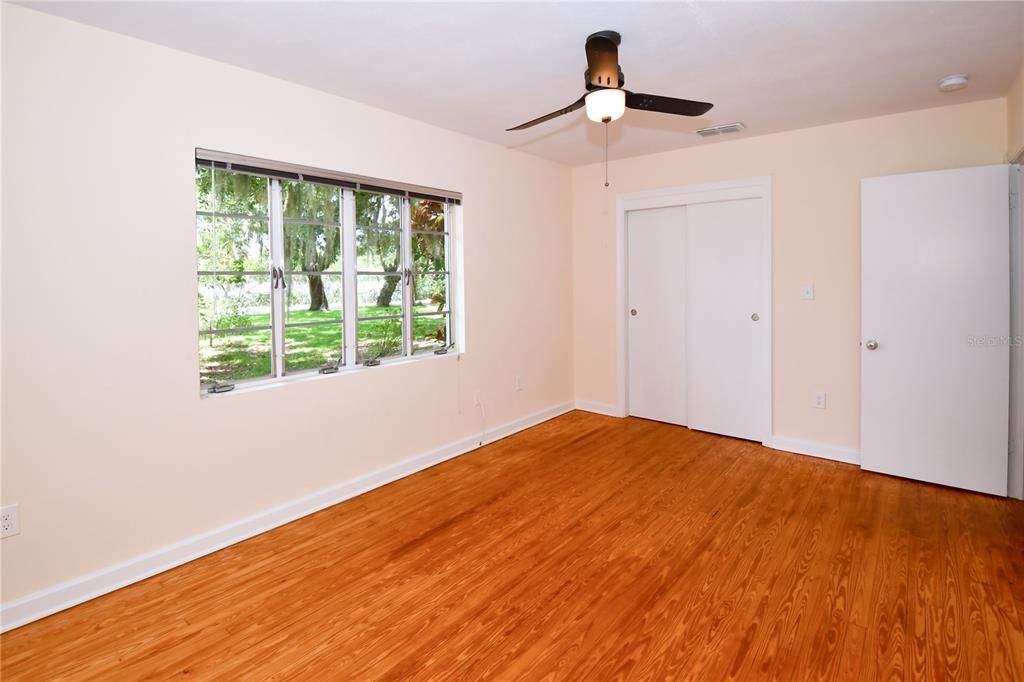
xmin=375 ymin=274 xmax=401 ymax=308
xmin=307 ymin=275 xmax=329 ymax=311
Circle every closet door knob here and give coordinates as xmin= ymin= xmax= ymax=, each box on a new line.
xmin=751 ymin=313 xmax=760 ymax=322
xmin=630 ymin=308 xmax=638 ymax=316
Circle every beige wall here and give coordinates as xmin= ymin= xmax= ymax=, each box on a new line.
xmin=572 ymin=98 xmax=1008 ymax=449
xmin=1 ymin=6 xmax=572 ymax=601
xmin=1009 ymin=57 xmax=1024 ymax=160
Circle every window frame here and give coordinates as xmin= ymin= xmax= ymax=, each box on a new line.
xmin=409 ymin=198 xmax=453 ymax=356
xmin=195 ymin=152 xmax=461 ymax=395
xmin=277 ymin=178 xmax=345 ymax=376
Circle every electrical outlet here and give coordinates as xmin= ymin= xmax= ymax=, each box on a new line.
xmin=514 ymin=374 xmax=522 ymax=392
xmin=473 ymin=391 xmax=481 ymax=407
xmin=1 ymin=504 xmax=20 ymax=538
xmin=813 ymin=391 xmax=827 ymax=409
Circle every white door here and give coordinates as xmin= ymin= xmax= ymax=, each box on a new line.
xmin=627 ymin=206 xmax=687 ymax=425
xmin=686 ymin=198 xmax=767 ymax=441
xmin=861 ymin=165 xmax=1009 ymax=496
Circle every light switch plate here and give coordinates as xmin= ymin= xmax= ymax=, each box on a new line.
xmin=801 ymin=282 xmax=815 ymax=300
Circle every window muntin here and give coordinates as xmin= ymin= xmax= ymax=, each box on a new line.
xmin=195 ymin=157 xmax=458 ymax=392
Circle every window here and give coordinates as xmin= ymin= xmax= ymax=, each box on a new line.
xmin=409 ymin=198 xmax=451 ymax=354
xmin=355 ymin=191 xmax=404 ymax=361
xmin=196 ymin=151 xmax=460 ymax=393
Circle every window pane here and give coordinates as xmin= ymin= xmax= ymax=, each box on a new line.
xmin=198 ymin=275 xmax=273 ymax=332
xmin=284 ymin=223 xmax=341 ymax=273
xmin=285 ymin=323 xmax=342 ymax=373
xmin=410 ymin=198 xmax=445 ymax=232
xmin=284 ymin=274 xmax=342 ymax=324
xmin=197 ymin=167 xmax=269 ymax=217
xmin=196 ymin=166 xmax=213 ymax=212
xmin=413 ymin=274 xmax=448 ymax=314
xmin=202 ymin=217 xmax=269 ymax=272
xmin=357 ymin=274 xmax=403 ymax=318
xmin=412 ymin=232 xmax=446 ymax=272
xmin=200 ymin=329 xmax=273 ymax=385
xmin=355 ymin=191 xmax=400 ymax=229
xmin=356 ymin=227 xmax=400 ymax=272
xmin=357 ymin=319 xmax=404 ymax=363
xmin=196 ymin=215 xmax=217 ymax=271
xmin=413 ymin=314 xmax=449 ymax=353
xmin=281 ymin=180 xmax=341 ymax=223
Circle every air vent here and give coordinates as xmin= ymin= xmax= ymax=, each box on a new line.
xmin=696 ymin=122 xmax=746 ymax=137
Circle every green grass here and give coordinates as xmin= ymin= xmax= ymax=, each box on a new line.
xmin=200 ymin=305 xmax=448 ymax=385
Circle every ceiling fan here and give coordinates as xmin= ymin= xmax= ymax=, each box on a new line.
xmin=506 ymin=30 xmax=714 ymax=132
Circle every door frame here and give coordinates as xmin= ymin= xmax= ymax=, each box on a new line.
xmin=615 ymin=176 xmax=773 ymax=443
xmin=1010 ymin=163 xmax=1023 ymax=499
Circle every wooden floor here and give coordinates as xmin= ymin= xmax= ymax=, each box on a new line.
xmin=2 ymin=412 xmax=1023 ymax=681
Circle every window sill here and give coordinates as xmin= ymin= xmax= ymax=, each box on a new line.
xmin=200 ymin=350 xmax=462 ymax=398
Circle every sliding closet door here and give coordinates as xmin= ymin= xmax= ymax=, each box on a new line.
xmin=627 ymin=206 xmax=688 ymax=425
xmin=686 ymin=198 xmax=767 ymax=441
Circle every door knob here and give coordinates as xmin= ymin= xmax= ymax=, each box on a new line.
xmin=865 ymin=339 xmax=879 ymax=351
xmin=750 ymin=313 xmax=759 ymax=322
xmin=630 ymin=308 xmax=638 ymax=316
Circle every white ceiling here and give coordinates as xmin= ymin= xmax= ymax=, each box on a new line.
xmin=25 ymin=1 xmax=1024 ymax=166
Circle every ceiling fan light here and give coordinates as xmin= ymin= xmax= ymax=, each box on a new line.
xmin=585 ymin=88 xmax=626 ymax=123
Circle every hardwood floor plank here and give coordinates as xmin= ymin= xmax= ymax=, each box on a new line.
xmin=2 ymin=412 xmax=1022 ymax=681
xmin=865 ymin=479 xmax=913 ymax=681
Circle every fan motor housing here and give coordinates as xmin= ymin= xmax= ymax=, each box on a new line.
xmin=584 ymin=69 xmax=625 ymax=91
xmin=584 ymin=30 xmax=624 ymax=89
xmin=586 ymin=30 xmax=621 ymax=45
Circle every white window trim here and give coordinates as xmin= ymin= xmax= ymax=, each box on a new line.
xmin=202 ymin=349 xmax=463 ymax=398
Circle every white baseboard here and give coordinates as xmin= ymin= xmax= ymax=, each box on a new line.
xmin=764 ymin=436 xmax=860 ymax=465
xmin=0 ymin=402 xmax=574 ymax=633
xmin=573 ymin=400 xmax=625 ymax=417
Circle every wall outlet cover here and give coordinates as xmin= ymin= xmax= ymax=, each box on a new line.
xmin=1 ymin=504 xmax=21 ymax=538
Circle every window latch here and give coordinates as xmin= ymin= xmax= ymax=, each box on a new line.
xmin=404 ymin=267 xmax=411 ymax=286
xmin=271 ymin=266 xmax=287 ymax=290
xmin=319 ymin=353 xmax=343 ymax=375
xmin=434 ymin=342 xmax=456 ymax=356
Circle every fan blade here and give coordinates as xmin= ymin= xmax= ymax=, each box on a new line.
xmin=506 ymin=95 xmax=586 ymax=131
xmin=625 ymin=92 xmax=713 ymax=117
xmin=585 ymin=31 xmax=621 ymax=88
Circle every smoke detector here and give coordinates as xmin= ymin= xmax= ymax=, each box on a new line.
xmin=938 ymin=74 xmax=968 ymax=93
xmin=696 ymin=122 xmax=746 ymax=137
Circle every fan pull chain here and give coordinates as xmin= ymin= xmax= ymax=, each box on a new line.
xmin=604 ymin=120 xmax=610 ymax=187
